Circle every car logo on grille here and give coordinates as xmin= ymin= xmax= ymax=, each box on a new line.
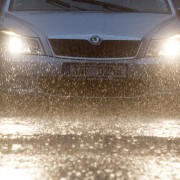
xmin=89 ymin=35 xmax=102 ymax=45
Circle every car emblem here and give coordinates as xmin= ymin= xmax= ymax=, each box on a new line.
xmin=89 ymin=35 xmax=102 ymax=45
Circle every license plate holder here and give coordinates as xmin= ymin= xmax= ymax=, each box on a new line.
xmin=62 ymin=63 xmax=127 ymax=79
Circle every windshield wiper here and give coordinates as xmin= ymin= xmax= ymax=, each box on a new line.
xmin=73 ymin=0 xmax=140 ymax=12
xmin=46 ymin=0 xmax=87 ymax=11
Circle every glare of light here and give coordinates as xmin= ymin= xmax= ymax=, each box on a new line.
xmin=0 ymin=168 xmax=32 ymax=180
xmin=7 ymin=36 xmax=30 ymax=54
xmin=159 ymin=39 xmax=180 ymax=57
xmin=0 ymin=118 xmax=37 ymax=135
xmin=8 ymin=37 xmax=24 ymax=54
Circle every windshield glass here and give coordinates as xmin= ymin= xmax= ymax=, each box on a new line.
xmin=10 ymin=0 xmax=170 ymax=14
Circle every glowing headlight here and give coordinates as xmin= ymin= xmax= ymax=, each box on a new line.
xmin=8 ymin=36 xmax=30 ymax=54
xmin=0 ymin=30 xmax=44 ymax=55
xmin=147 ymin=35 xmax=180 ymax=58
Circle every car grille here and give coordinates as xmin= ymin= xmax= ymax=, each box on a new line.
xmin=49 ymin=39 xmax=141 ymax=59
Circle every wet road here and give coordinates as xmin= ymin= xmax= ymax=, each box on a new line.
xmin=0 ymin=99 xmax=180 ymax=180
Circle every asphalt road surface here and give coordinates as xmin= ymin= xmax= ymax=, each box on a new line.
xmin=0 ymin=97 xmax=179 ymax=180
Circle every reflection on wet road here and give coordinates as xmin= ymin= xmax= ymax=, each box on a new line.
xmin=0 ymin=100 xmax=180 ymax=179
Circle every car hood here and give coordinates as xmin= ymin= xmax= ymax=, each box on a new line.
xmin=4 ymin=12 xmax=174 ymax=39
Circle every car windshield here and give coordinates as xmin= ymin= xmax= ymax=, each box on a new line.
xmin=10 ymin=0 xmax=170 ymax=14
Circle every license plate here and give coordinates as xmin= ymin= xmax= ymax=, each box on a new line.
xmin=63 ymin=63 xmax=127 ymax=78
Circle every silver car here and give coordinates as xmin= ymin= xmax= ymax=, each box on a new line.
xmin=0 ymin=0 xmax=180 ymax=99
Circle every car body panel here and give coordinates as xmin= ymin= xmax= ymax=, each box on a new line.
xmin=5 ymin=12 xmax=173 ymax=38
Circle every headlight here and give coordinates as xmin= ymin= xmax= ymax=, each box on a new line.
xmin=0 ymin=30 xmax=44 ymax=55
xmin=147 ymin=35 xmax=180 ymax=58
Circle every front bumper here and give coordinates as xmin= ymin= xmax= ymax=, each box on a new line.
xmin=1 ymin=54 xmax=180 ymax=98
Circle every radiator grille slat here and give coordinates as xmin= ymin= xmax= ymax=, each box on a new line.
xmin=49 ymin=39 xmax=141 ymax=59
